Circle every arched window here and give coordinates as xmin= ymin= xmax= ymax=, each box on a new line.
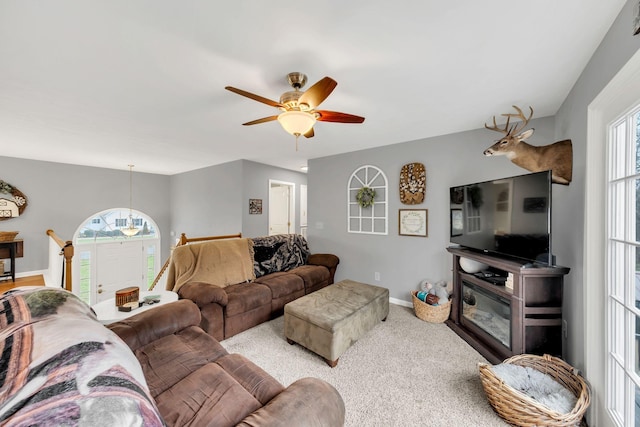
xmin=73 ymin=208 xmax=161 ymax=305
xmin=347 ymin=165 xmax=388 ymax=235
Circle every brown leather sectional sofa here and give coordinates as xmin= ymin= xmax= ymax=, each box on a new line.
xmin=0 ymin=286 xmax=344 ymax=426
xmin=167 ymin=234 xmax=340 ymax=341
xmin=109 ymin=299 xmax=345 ymax=426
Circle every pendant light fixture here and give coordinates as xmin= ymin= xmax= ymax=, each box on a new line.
xmin=121 ymin=164 xmax=140 ymax=237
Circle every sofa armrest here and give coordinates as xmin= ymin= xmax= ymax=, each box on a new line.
xmin=307 ymin=253 xmax=340 ymax=270
xmin=236 ymin=377 xmax=345 ymax=427
xmin=308 ymin=254 xmax=340 ymax=284
xmin=108 ymin=299 xmax=201 ymax=351
xmin=178 ymin=281 xmax=229 ymax=307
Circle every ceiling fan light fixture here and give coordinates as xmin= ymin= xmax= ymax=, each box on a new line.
xmin=277 ymin=110 xmax=316 ymax=136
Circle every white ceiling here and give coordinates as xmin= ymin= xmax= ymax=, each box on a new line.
xmin=0 ymin=1 xmax=627 ymax=175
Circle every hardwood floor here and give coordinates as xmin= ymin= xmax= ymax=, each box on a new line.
xmin=0 ymin=274 xmax=46 ymax=294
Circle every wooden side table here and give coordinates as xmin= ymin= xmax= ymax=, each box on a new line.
xmin=0 ymin=240 xmax=23 ymax=282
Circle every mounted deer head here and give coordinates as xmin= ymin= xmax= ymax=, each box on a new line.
xmin=483 ymin=105 xmax=572 ymax=185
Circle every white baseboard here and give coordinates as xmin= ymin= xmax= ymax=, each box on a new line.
xmin=390 ymin=296 xmax=412 ymax=308
xmin=15 ymin=269 xmax=47 ymax=279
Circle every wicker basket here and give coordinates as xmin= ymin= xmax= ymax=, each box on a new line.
xmin=0 ymin=231 xmax=18 ymax=242
xmin=411 ymin=290 xmax=451 ymax=323
xmin=478 ymin=354 xmax=591 ymax=427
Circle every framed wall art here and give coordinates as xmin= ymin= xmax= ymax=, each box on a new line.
xmin=399 ymin=162 xmax=426 ymax=205
xmin=523 ymin=197 xmax=547 ymax=213
xmin=0 ymin=180 xmax=27 ymax=220
xmin=450 ymin=209 xmax=463 ymax=237
xmin=249 ymin=199 xmax=262 ymax=214
xmin=399 ymin=209 xmax=428 ymax=237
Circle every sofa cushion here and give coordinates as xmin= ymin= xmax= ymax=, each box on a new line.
xmin=290 ymin=264 xmax=331 ymax=293
xmin=253 ymin=271 xmax=305 ymax=299
xmin=225 ymin=282 xmax=272 ymax=317
xmin=133 ymin=325 xmax=229 ymax=397
xmin=251 ymin=234 xmax=310 ymax=277
xmin=215 ymin=354 xmax=285 ymax=404
xmin=155 ymin=363 xmax=262 ymax=427
xmin=237 ymin=378 xmax=346 ymax=427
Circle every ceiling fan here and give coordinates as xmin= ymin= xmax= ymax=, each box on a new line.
xmin=225 ymin=72 xmax=365 ymax=141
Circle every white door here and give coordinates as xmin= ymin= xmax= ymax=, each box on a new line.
xmin=269 ymin=181 xmax=295 ymax=235
xmin=300 ymin=184 xmax=308 ymax=238
xmin=95 ymin=241 xmax=144 ymax=303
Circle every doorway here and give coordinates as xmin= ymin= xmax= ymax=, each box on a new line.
xmin=269 ymin=180 xmax=295 ymax=235
xmin=73 ymin=208 xmax=161 ymax=305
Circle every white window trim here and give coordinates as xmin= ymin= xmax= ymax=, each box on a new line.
xmin=586 ymin=47 xmax=640 ymax=427
xmin=347 ymin=165 xmax=388 ymax=235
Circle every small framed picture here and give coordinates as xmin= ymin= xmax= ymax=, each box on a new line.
xmin=399 ymin=209 xmax=428 ymax=237
xmin=450 ymin=186 xmax=464 ymax=205
xmin=450 ymin=209 xmax=463 ymax=236
xmin=523 ymin=197 xmax=546 ymax=213
xmin=249 ymin=199 xmax=262 ymax=214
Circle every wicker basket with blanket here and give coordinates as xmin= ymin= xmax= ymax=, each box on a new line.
xmin=478 ymin=353 xmax=591 ymax=427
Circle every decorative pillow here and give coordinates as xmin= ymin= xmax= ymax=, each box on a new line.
xmin=251 ymin=234 xmax=310 ymax=277
xmin=0 ymin=287 xmax=164 ymax=427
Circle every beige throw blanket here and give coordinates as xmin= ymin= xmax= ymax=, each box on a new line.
xmin=166 ymin=238 xmax=255 ymax=292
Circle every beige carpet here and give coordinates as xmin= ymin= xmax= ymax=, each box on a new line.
xmin=222 ymin=303 xmax=508 ymax=427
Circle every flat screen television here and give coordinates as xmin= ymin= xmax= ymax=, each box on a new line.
xmin=449 ymin=170 xmax=552 ymax=266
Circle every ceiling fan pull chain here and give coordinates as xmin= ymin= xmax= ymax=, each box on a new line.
xmin=295 ymin=134 xmax=299 ymax=151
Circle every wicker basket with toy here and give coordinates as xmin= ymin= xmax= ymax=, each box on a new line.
xmin=411 ymin=279 xmax=451 ymax=323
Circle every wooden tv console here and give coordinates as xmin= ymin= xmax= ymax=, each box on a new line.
xmin=446 ymin=246 xmax=570 ymax=364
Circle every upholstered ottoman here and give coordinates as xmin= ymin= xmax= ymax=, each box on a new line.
xmin=284 ymin=279 xmax=389 ymax=367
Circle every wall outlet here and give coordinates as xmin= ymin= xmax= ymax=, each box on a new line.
xmin=374 ymin=272 xmax=380 ymax=281
xmin=562 ymin=320 xmax=568 ymax=338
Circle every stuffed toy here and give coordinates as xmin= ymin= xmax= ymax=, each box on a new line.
xmin=419 ymin=279 xmax=432 ymax=293
xmin=426 ymin=280 xmax=449 ymax=304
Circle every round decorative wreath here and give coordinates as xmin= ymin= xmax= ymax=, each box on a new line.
xmin=356 ymin=186 xmax=377 ymax=208
xmin=0 ymin=180 xmax=28 ymax=220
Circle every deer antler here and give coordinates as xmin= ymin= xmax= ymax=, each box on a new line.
xmin=484 ymin=114 xmax=511 ymax=135
xmin=503 ymin=105 xmax=533 ymax=135
xmin=485 ymin=105 xmax=534 ymax=136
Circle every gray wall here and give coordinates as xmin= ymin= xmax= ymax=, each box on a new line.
xmin=307 ymin=117 xmax=556 ymax=301
xmin=168 ymin=159 xmax=307 ymax=241
xmin=553 ymin=0 xmax=640 ymax=368
xmin=0 ymin=156 xmax=171 ymax=269
xmin=169 ymin=160 xmax=243 ymax=243
xmin=307 ymin=0 xmax=640 ymax=372
xmin=242 ymin=160 xmax=307 ymax=238
xmin=0 ymin=156 xmax=305 ymax=274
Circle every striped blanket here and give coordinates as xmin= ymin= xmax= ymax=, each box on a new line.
xmin=0 ymin=287 xmax=164 ymax=426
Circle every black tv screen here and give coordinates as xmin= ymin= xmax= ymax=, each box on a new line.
xmin=449 ymin=170 xmax=552 ymax=265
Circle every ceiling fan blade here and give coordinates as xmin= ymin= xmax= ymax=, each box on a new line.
xmin=303 ymin=127 xmax=314 ymax=138
xmin=225 ymin=86 xmax=283 ymax=108
xmin=242 ymin=116 xmax=278 ymax=126
xmin=298 ymin=77 xmax=337 ymax=109
xmin=316 ymin=110 xmax=365 ymax=123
